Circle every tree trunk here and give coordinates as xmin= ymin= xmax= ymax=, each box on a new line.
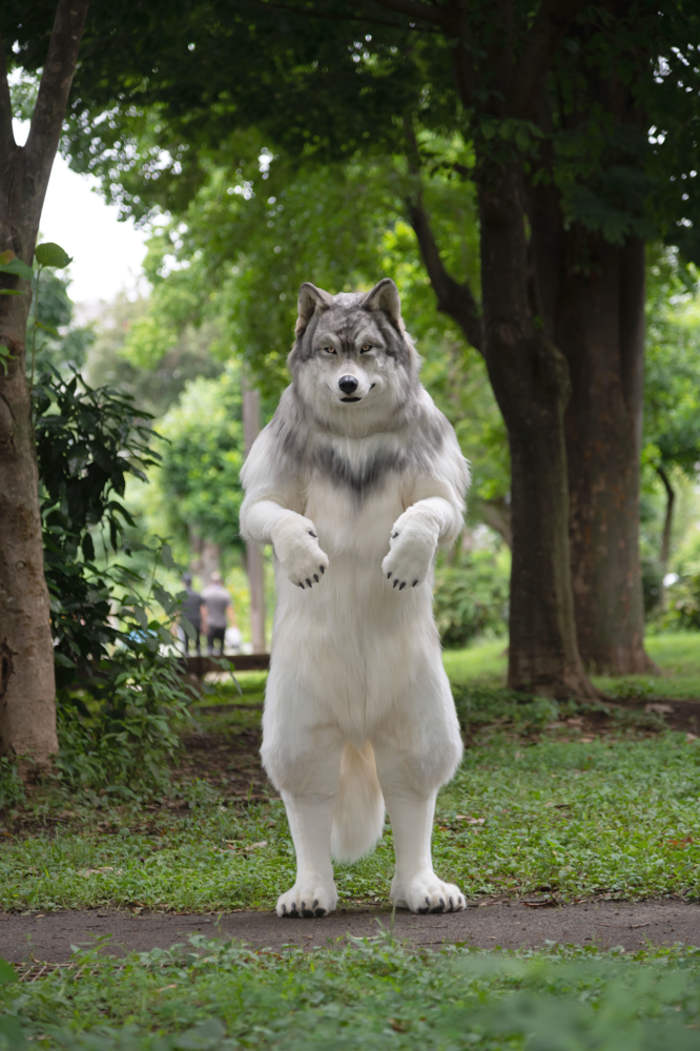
xmin=242 ymin=385 xmax=266 ymax=652
xmin=656 ymin=465 xmax=675 ymax=609
xmin=557 ymin=234 xmax=656 ymax=674
xmin=476 ymin=162 xmax=595 ymax=699
xmin=0 ymin=0 xmax=90 ymax=765
xmin=0 ymin=292 xmax=58 ymax=764
xmin=188 ymin=530 xmax=221 ymax=584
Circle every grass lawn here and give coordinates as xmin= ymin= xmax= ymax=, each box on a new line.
xmin=1 ymin=631 xmax=699 ymax=1048
xmin=444 ymin=630 xmax=700 ymax=700
xmin=2 ymin=939 xmax=700 ymax=1050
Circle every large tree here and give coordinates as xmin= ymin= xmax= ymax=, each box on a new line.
xmin=0 ymin=0 xmax=89 ymax=765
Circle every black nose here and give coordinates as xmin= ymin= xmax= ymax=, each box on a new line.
xmin=338 ymin=375 xmax=359 ymax=395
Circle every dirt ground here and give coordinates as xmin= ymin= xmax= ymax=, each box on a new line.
xmin=3 ymin=900 xmax=700 ymax=965
xmin=3 ymin=696 xmax=699 ymax=966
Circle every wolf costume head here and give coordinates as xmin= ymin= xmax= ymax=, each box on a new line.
xmin=263 ymin=278 xmax=459 ymax=500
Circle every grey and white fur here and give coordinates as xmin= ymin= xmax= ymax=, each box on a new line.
xmin=240 ymin=278 xmax=470 ymax=917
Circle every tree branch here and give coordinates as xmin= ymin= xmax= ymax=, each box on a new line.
xmin=374 ymin=0 xmax=450 ymax=28
xmin=25 ymin=0 xmax=90 ymax=191
xmin=403 ymin=120 xmax=483 ymax=350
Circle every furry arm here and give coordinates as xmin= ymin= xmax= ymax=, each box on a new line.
xmin=382 ymin=438 xmax=469 ymax=590
xmin=240 ymin=428 xmax=329 ymax=589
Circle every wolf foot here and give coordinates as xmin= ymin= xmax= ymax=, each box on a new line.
xmin=276 ymin=879 xmax=338 ymax=918
xmin=391 ymin=872 xmax=466 ymax=914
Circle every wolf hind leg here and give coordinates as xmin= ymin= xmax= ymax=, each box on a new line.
xmin=262 ymin=725 xmax=342 ymax=918
xmin=372 ymin=689 xmax=465 ymax=913
xmin=277 ymin=792 xmax=339 ymax=917
xmin=382 ymin=787 xmax=465 ymax=913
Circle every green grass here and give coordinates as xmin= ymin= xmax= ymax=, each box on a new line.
xmin=1 ymin=733 xmax=698 ymax=912
xmin=2 ymin=938 xmax=700 ymax=1050
xmin=444 ymin=631 xmax=700 ymax=700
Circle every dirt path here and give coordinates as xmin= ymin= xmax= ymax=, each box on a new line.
xmin=3 ymin=900 xmax=700 ymax=964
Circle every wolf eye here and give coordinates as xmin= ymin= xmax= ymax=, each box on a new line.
xmin=321 ymin=345 xmax=337 ymax=355
xmin=360 ymin=342 xmax=373 ymax=354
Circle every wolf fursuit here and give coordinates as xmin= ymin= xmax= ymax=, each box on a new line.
xmin=240 ymin=278 xmax=470 ymax=917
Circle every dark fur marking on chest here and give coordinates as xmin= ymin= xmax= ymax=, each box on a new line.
xmin=312 ymin=445 xmax=409 ymax=496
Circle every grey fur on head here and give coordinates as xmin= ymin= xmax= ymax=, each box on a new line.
xmin=289 ymin=278 xmax=413 ymax=372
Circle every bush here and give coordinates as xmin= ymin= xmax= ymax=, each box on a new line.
xmin=33 ymin=365 xmax=194 ymax=795
xmin=659 ymin=570 xmax=700 ymax=631
xmin=433 ymin=549 xmax=509 ymax=648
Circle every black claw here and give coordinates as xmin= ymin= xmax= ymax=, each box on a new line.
xmin=399 ymin=581 xmax=406 ymax=591
xmin=281 ymin=904 xmax=287 ymax=915
xmin=393 ymin=579 xmax=399 ymax=589
xmin=387 ymin=571 xmax=392 ymax=579
xmin=412 ymin=580 xmax=419 ymax=587
xmin=418 ymin=906 xmax=430 ymax=914
xmin=314 ymin=907 xmax=327 ymax=917
xmin=319 ymin=565 xmax=325 ymax=574
xmin=448 ymin=896 xmax=454 ymax=910
xmin=305 ymin=578 xmax=312 ymax=587
xmin=392 ymin=531 xmax=399 ymax=539
xmin=313 ymin=574 xmax=319 ymax=583
xmin=297 ymin=582 xmax=305 ymax=589
xmin=308 ymin=530 xmax=318 ymax=538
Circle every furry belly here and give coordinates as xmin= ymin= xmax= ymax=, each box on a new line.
xmin=270 ymin=560 xmax=440 ymax=736
xmin=267 ymin=475 xmax=440 ymax=733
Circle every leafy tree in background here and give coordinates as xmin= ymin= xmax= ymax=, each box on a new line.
xmin=644 ymin=254 xmax=700 ymax=589
xmin=150 ymin=366 xmax=245 ymax=579
xmin=32 ymin=0 xmax=697 ymax=692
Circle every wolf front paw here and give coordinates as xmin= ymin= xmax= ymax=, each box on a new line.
xmin=276 ymin=878 xmax=338 ymax=918
xmin=271 ymin=515 xmax=329 ymax=589
xmin=391 ymin=872 xmax=466 ymax=914
xmin=382 ymin=518 xmax=438 ymax=591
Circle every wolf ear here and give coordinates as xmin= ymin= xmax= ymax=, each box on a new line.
xmin=296 ymin=282 xmax=334 ymax=337
xmin=361 ymin=278 xmax=403 ymax=331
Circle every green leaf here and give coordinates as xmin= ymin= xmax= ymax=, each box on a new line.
xmin=34 ymin=242 xmax=73 ymax=269
xmin=0 ymin=252 xmax=34 ymax=281
xmin=0 ymin=957 xmax=18 ymax=985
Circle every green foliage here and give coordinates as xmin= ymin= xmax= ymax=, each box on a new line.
xmin=645 ymin=254 xmax=700 ymax=478
xmin=0 ymin=758 xmax=25 ymax=812
xmin=55 ymin=641 xmax=191 ymax=798
xmin=434 ymin=549 xmax=509 ymax=647
xmin=33 ymin=363 xmax=194 ymax=794
xmin=33 ymin=365 xmax=160 ymax=685
xmin=660 ymin=572 xmax=700 ymax=632
xmin=149 ymin=365 xmax=245 ymax=552
xmin=2 ymin=938 xmax=700 ymax=1051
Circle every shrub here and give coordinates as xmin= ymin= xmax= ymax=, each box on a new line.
xmin=34 ymin=365 xmax=194 ymax=795
xmin=659 ymin=570 xmax=700 ymax=631
xmin=433 ymin=549 xmax=509 ymax=648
